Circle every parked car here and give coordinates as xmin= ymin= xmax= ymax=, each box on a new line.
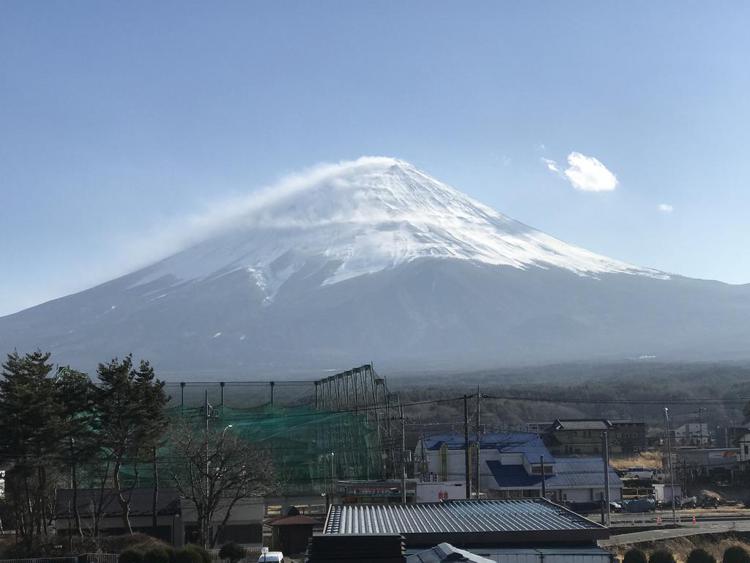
xmin=623 ymin=498 xmax=656 ymax=513
xmin=258 ymin=550 xmax=284 ymax=562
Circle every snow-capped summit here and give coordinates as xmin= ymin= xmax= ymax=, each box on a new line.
xmin=135 ymin=157 xmax=663 ymax=300
xmin=1 ymin=157 xmax=748 ymax=377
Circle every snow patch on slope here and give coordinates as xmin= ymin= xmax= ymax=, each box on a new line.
xmin=131 ymin=157 xmax=667 ymax=299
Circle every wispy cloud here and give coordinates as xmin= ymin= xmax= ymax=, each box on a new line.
xmin=541 ymin=157 xmax=560 ymax=173
xmin=542 ymin=152 xmax=618 ymax=192
xmin=658 ymin=203 xmax=674 ymax=213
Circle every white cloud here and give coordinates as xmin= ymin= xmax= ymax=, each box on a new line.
xmin=541 ymin=157 xmax=560 ymax=173
xmin=563 ymin=152 xmax=618 ymax=192
xmin=542 ymin=152 xmax=618 ymax=192
xmin=658 ymin=203 xmax=674 ymax=213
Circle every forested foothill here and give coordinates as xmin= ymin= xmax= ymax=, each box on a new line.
xmin=388 ymin=361 xmax=750 ymax=430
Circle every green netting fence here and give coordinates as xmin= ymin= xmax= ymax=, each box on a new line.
xmin=116 ymin=404 xmax=385 ymax=495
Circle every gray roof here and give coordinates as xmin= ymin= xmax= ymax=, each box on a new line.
xmin=324 ymin=499 xmax=606 ymax=543
xmin=408 ymin=542 xmax=495 ymax=563
xmin=551 ymin=420 xmax=611 ymax=431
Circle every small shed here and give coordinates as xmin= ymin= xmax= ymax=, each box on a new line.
xmin=269 ymin=514 xmax=319 ymax=555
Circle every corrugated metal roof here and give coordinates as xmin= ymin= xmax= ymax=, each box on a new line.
xmin=324 ymin=499 xmax=603 ymax=536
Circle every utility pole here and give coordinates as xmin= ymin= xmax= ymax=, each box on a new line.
xmin=204 ymin=389 xmax=210 ymax=547
xmin=540 ymin=455 xmax=546 ymax=499
xmin=401 ymin=404 xmax=407 ymax=504
xmin=464 ymin=395 xmax=471 ymax=499
xmin=602 ymin=431 xmax=611 ymax=527
xmin=475 ymin=387 xmax=482 ymax=499
xmin=664 ymin=407 xmax=677 ymax=524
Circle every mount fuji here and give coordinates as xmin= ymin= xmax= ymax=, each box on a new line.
xmin=1 ymin=157 xmax=748 ymax=377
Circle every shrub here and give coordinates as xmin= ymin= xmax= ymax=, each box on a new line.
xmin=120 ymin=550 xmax=144 ymax=563
xmin=219 ymin=542 xmax=246 ymax=563
xmin=185 ymin=545 xmax=211 ymax=563
xmin=144 ymin=547 xmax=171 ymax=563
xmin=649 ymin=551 xmax=676 ymax=563
xmin=724 ymin=547 xmax=750 ymax=563
xmin=624 ymin=549 xmax=648 ymax=563
xmin=174 ymin=548 xmax=203 ymax=563
xmin=688 ymin=549 xmax=716 ymax=563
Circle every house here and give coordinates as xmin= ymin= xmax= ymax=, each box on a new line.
xmin=543 ymin=420 xmax=611 ymax=456
xmin=268 ymin=512 xmax=320 ymax=555
xmin=719 ymin=426 xmax=750 ymax=448
xmin=674 ymin=423 xmax=710 ymax=447
xmin=739 ymin=432 xmax=750 ymax=461
xmin=54 ymin=488 xmax=264 ymax=547
xmin=485 ymin=457 xmax=622 ymax=505
xmin=675 ymin=447 xmax=740 ymax=478
xmin=533 ymin=419 xmax=646 ymax=456
xmin=413 ymin=433 xmax=622 ymax=507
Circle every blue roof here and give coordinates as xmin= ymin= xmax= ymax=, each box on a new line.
xmin=423 ymin=432 xmax=554 ymax=463
xmin=486 ymin=458 xmax=622 ymax=490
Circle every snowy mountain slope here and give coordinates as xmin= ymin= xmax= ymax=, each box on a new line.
xmin=130 ymin=157 xmax=665 ymax=301
xmin=0 ymin=157 xmax=748 ymax=377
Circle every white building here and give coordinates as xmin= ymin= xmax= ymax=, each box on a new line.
xmin=739 ymin=432 xmax=750 ymax=462
xmin=414 ymin=432 xmax=621 ymax=506
xmin=674 ymin=423 xmax=710 ymax=447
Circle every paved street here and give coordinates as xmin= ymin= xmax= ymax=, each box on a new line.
xmin=602 ymin=520 xmax=750 ymax=547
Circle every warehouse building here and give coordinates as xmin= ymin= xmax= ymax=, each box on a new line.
xmin=414 ymin=433 xmax=621 ymax=506
xmin=54 ymin=488 xmax=264 ymax=547
xmin=309 ymin=499 xmax=612 ymax=563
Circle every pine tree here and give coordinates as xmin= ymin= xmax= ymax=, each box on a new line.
xmin=56 ymin=366 xmax=97 ymax=538
xmin=0 ymin=351 xmax=65 ymax=543
xmin=94 ymin=356 xmax=167 ymax=534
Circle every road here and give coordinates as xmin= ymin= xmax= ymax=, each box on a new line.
xmin=601 ymin=517 xmax=750 ymax=547
xmin=582 ymin=508 xmax=750 ymax=528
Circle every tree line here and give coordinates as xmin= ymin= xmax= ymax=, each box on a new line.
xmin=0 ymin=351 xmax=273 ymax=553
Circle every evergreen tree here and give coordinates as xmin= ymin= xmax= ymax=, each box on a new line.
xmin=0 ymin=351 xmax=65 ymax=543
xmin=94 ymin=356 xmax=168 ymax=534
xmin=56 ymin=366 xmax=97 ymax=539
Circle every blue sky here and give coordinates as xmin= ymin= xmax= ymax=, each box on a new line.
xmin=1 ymin=1 xmax=749 ymax=316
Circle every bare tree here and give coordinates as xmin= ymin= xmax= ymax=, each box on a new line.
xmin=168 ymin=420 xmax=275 ymax=548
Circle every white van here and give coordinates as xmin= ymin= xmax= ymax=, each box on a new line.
xmin=257 ymin=549 xmax=284 ymax=562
